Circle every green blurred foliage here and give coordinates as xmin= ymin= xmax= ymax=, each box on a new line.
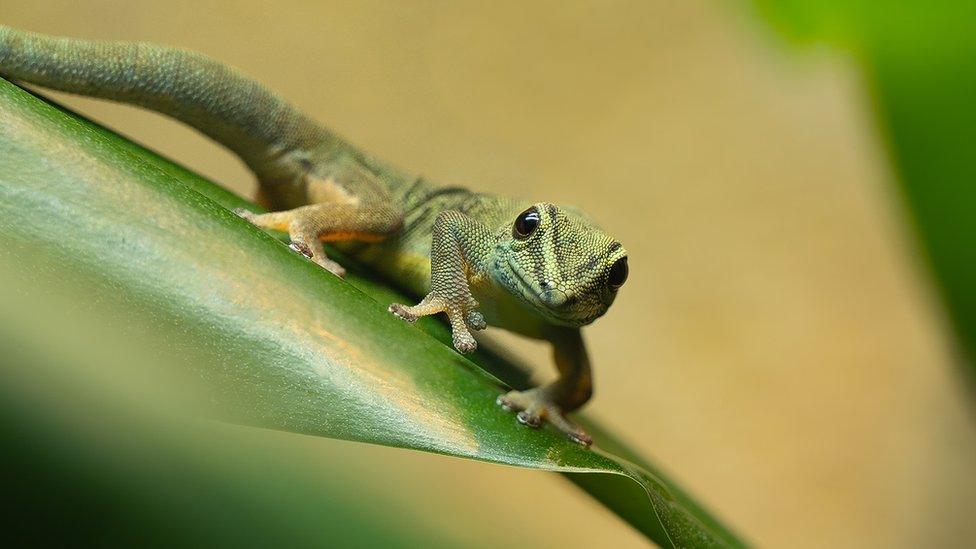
xmin=748 ymin=0 xmax=976 ymax=373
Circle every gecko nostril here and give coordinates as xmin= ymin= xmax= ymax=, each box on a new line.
xmin=540 ymin=280 xmax=550 ymax=289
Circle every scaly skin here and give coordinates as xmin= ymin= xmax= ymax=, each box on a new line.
xmin=0 ymin=26 xmax=629 ymax=445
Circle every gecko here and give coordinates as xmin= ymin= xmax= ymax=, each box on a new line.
xmin=0 ymin=26 xmax=629 ymax=446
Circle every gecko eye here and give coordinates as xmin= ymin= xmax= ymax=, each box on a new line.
xmin=607 ymin=257 xmax=628 ymax=289
xmin=513 ymin=207 xmax=541 ymax=239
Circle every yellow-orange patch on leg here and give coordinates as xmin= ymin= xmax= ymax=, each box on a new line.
xmin=319 ymin=231 xmax=388 ymax=243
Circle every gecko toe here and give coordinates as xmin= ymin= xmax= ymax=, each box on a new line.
xmin=288 ymin=240 xmax=313 ymax=259
xmin=517 ymin=410 xmax=542 ymax=428
xmin=388 ymin=303 xmax=419 ymax=322
xmin=453 ymin=334 xmax=478 ymax=354
xmin=568 ymin=430 xmax=593 ymax=446
xmin=233 ymin=207 xmax=255 ymax=221
xmin=315 ymin=258 xmax=346 ymax=277
xmin=466 ymin=310 xmax=487 ymax=331
xmin=496 ymin=394 xmax=515 ymax=411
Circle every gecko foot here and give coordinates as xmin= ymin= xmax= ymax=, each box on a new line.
xmin=497 ymin=389 xmax=593 ymax=446
xmin=389 ymin=295 xmax=483 ymax=354
xmin=233 ymin=207 xmax=347 ymax=277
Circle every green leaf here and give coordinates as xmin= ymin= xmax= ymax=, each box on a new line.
xmin=0 ymin=77 xmax=743 ymax=547
xmin=745 ymin=0 xmax=976 ymax=380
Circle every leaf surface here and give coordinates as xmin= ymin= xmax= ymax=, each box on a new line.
xmin=0 ymin=78 xmax=743 ymax=548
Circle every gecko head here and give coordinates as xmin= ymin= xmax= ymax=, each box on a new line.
xmin=491 ymin=202 xmax=628 ymax=327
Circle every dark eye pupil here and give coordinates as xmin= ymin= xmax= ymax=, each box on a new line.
xmin=513 ymin=207 xmax=540 ymax=239
xmin=608 ymin=257 xmax=628 ymax=288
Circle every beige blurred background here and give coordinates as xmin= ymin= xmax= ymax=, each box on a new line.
xmin=4 ymin=1 xmax=976 ymax=546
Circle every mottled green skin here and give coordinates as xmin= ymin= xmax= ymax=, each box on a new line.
xmin=0 ymin=26 xmax=627 ymax=445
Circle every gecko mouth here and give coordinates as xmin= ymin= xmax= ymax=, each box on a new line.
xmin=502 ymin=258 xmax=602 ymax=327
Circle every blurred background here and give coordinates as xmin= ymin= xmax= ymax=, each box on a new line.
xmin=2 ymin=1 xmax=975 ymax=546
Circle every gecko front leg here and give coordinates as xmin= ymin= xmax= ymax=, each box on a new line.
xmin=498 ymin=328 xmax=594 ymax=446
xmin=389 ymin=211 xmax=491 ymax=353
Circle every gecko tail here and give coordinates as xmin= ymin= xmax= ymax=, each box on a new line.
xmin=0 ymin=25 xmax=332 ymax=176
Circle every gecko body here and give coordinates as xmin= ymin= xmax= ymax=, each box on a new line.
xmin=0 ymin=26 xmax=629 ymax=445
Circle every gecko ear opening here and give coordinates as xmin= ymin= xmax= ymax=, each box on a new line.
xmin=513 ymin=207 xmax=541 ymax=239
